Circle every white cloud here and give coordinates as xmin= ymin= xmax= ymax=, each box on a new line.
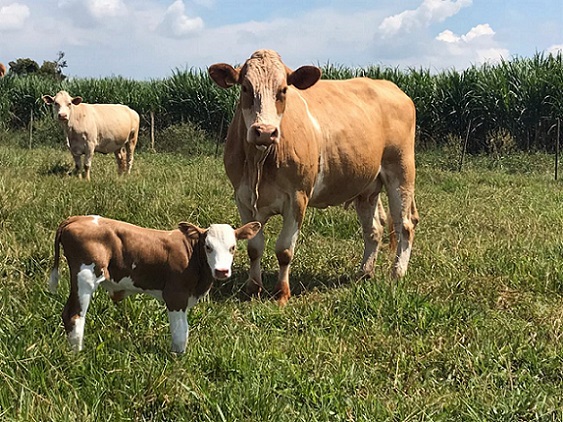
xmin=86 ymin=0 xmax=127 ymax=20
xmin=0 ymin=2 xmax=30 ymax=31
xmin=379 ymin=0 xmax=472 ymax=37
xmin=436 ymin=29 xmax=460 ymax=43
xmin=436 ymin=24 xmax=509 ymax=65
xmin=547 ymin=44 xmax=563 ymax=55
xmin=157 ymin=0 xmax=204 ymax=38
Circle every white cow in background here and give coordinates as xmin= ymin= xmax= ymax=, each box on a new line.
xmin=42 ymin=90 xmax=140 ymax=181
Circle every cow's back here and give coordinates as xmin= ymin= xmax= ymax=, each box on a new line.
xmin=87 ymin=104 xmax=139 ymax=150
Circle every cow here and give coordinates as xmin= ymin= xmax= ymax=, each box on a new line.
xmin=208 ymin=49 xmax=419 ymax=305
xmin=49 ymin=215 xmax=261 ymax=353
xmin=42 ymin=90 xmax=140 ymax=181
xmin=0 ymin=62 xmax=6 ymax=78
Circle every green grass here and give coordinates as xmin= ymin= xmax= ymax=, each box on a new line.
xmin=1 ymin=140 xmax=563 ymax=421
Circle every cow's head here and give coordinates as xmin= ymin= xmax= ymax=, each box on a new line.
xmin=209 ymin=49 xmax=321 ymax=149
xmin=42 ymin=90 xmax=83 ymax=123
xmin=179 ymin=221 xmax=261 ymax=280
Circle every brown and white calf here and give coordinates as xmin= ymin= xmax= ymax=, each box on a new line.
xmin=0 ymin=63 xmax=6 ymax=78
xmin=42 ymin=91 xmax=140 ymax=181
xmin=49 ymin=215 xmax=261 ymax=353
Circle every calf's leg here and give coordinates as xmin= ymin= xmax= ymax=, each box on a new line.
xmin=63 ymin=263 xmax=105 ymax=351
xmin=167 ymin=310 xmax=189 ymax=353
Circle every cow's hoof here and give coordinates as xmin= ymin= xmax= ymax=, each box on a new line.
xmin=245 ymin=279 xmax=263 ymax=298
xmin=273 ymin=285 xmax=290 ymax=306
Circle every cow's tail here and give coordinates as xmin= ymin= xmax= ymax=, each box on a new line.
xmin=49 ymin=218 xmax=73 ymax=293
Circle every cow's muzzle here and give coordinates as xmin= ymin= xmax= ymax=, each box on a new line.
xmin=248 ymin=123 xmax=279 ymax=147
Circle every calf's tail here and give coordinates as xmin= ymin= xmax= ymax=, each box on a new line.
xmin=49 ymin=219 xmax=66 ymax=293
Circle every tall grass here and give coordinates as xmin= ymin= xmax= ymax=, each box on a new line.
xmin=0 ymin=138 xmax=562 ymax=420
xmin=1 ymin=53 xmax=562 ymax=153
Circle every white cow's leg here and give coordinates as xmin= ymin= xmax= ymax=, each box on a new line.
xmin=125 ymin=131 xmax=138 ymax=174
xmin=168 ymin=310 xmax=189 ymax=354
xmin=71 ymin=153 xmax=83 ymax=179
xmin=84 ymin=147 xmax=94 ymax=182
xmin=114 ymin=148 xmax=127 ymax=175
xmin=354 ymin=192 xmax=385 ymax=277
xmin=64 ymin=263 xmax=104 ymax=351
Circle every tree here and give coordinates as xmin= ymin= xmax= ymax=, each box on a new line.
xmin=8 ymin=51 xmax=67 ymax=80
xmin=8 ymin=58 xmax=39 ymax=76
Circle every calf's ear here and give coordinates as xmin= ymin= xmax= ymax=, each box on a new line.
xmin=178 ymin=222 xmax=205 ymax=241
xmin=208 ymin=63 xmax=241 ymax=89
xmin=42 ymin=95 xmax=54 ymax=105
xmin=72 ymin=96 xmax=83 ymax=105
xmin=235 ymin=222 xmax=261 ymax=240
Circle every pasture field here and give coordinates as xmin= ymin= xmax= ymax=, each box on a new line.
xmin=1 ymin=140 xmax=563 ymax=421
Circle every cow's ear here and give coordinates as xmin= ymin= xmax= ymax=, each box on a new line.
xmin=42 ymin=95 xmax=54 ymax=105
xmin=72 ymin=96 xmax=83 ymax=105
xmin=234 ymin=221 xmax=261 ymax=240
xmin=178 ymin=222 xmax=205 ymax=241
xmin=208 ymin=63 xmax=241 ymax=89
xmin=287 ymin=66 xmax=321 ymax=90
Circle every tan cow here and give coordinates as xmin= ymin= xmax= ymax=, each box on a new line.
xmin=209 ymin=49 xmax=419 ymax=305
xmin=42 ymin=90 xmax=140 ymax=181
xmin=49 ymin=215 xmax=261 ymax=353
xmin=0 ymin=63 xmax=6 ymax=78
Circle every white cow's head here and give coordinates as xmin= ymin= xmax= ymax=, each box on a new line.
xmin=209 ymin=49 xmax=321 ymax=149
xmin=42 ymin=90 xmax=82 ymax=123
xmin=179 ymin=221 xmax=261 ymax=280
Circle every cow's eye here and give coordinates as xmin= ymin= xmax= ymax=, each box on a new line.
xmin=229 ymin=246 xmax=236 ymax=254
xmin=205 ymin=245 xmax=213 ymax=253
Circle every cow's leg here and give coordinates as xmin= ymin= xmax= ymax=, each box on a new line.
xmin=71 ymin=153 xmax=83 ymax=179
xmin=354 ymin=182 xmax=385 ymax=277
xmin=125 ymin=129 xmax=138 ymax=174
xmin=273 ymin=193 xmax=307 ymax=305
xmin=63 ymin=263 xmax=104 ymax=351
xmin=237 ymin=204 xmax=268 ymax=297
xmin=114 ymin=147 xmax=127 ymax=176
xmin=84 ymin=146 xmax=95 ymax=182
xmin=383 ymin=165 xmax=418 ymax=278
xmin=167 ymin=309 xmax=189 ymax=353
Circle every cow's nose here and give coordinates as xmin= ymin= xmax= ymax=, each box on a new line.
xmin=214 ymin=268 xmax=230 ymax=280
xmin=251 ymin=123 xmax=279 ymax=145
xmin=58 ymin=114 xmax=68 ymax=121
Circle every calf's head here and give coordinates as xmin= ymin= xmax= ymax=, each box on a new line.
xmin=42 ymin=90 xmax=83 ymax=122
xmin=179 ymin=221 xmax=261 ymax=280
xmin=209 ymin=49 xmax=321 ymax=149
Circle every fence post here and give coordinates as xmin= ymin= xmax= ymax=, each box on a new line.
xmin=150 ymin=110 xmax=155 ymax=152
xmin=29 ymin=110 xmax=33 ymax=149
xmin=556 ymin=118 xmax=560 ymax=181
xmin=458 ymin=120 xmax=472 ymax=172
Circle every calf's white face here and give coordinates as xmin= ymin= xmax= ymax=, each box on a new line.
xmin=205 ymin=224 xmax=238 ymax=280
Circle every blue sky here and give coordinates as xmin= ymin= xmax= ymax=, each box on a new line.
xmin=0 ymin=0 xmax=561 ymax=79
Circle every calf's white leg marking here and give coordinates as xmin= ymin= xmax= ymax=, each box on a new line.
xmin=168 ymin=310 xmax=189 ymax=353
xmin=70 ymin=263 xmax=105 ymax=351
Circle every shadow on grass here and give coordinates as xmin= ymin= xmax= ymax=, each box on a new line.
xmin=40 ymin=160 xmax=73 ymax=176
xmin=209 ymin=267 xmax=363 ymax=304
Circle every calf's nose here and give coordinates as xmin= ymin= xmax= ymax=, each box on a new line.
xmin=214 ymin=268 xmax=230 ymax=280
